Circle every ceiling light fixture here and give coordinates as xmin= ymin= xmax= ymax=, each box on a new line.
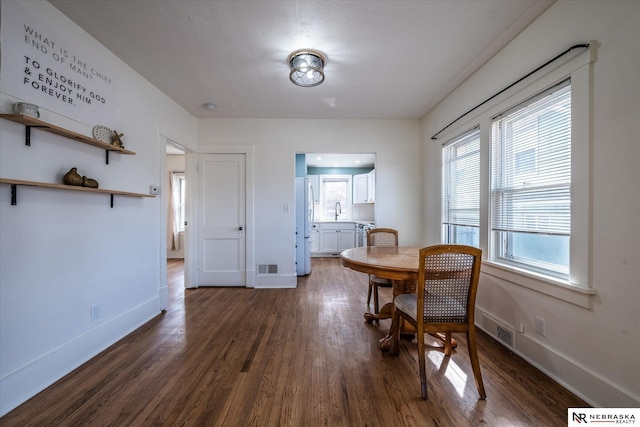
xmin=288 ymin=49 xmax=326 ymax=87
xmin=203 ymin=102 xmax=217 ymax=111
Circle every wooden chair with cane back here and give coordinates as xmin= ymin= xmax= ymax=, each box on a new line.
xmin=391 ymin=244 xmax=486 ymax=400
xmin=366 ymin=228 xmax=399 ymax=314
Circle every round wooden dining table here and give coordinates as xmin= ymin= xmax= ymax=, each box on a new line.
xmin=340 ymin=246 xmax=421 ymax=282
xmin=340 ymin=246 xmax=419 ymax=351
xmin=340 ymin=246 xmax=456 ymax=352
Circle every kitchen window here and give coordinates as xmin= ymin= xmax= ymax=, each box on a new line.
xmin=319 ymin=175 xmax=351 ymax=221
xmin=442 ymin=128 xmax=480 ymax=247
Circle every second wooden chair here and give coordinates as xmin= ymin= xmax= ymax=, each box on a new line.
xmin=366 ymin=228 xmax=399 ymax=314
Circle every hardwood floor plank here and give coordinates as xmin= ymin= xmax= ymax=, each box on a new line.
xmin=1 ymin=258 xmax=588 ymax=426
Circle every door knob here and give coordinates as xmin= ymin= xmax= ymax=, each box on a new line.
xmin=238 ymin=226 xmax=243 ymax=231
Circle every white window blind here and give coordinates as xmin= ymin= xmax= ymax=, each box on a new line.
xmin=491 ymin=79 xmax=571 ymax=276
xmin=442 ymin=128 xmax=480 ymax=246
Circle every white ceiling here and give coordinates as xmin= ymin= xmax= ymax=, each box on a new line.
xmin=48 ymin=0 xmax=553 ymax=120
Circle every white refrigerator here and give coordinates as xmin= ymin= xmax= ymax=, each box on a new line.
xmin=295 ymin=177 xmax=314 ymax=276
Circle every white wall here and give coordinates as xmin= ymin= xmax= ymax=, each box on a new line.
xmin=197 ymin=119 xmax=423 ymax=287
xmin=0 ymin=1 xmax=196 ymax=415
xmin=421 ymin=0 xmax=640 ymax=407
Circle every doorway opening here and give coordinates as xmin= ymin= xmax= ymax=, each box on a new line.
xmin=165 ymin=141 xmax=189 ymax=300
xmin=301 ymin=152 xmax=376 ymax=223
xmin=166 ymin=143 xmax=186 ymax=260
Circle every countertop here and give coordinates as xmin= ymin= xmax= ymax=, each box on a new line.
xmin=312 ymin=220 xmax=375 ymax=226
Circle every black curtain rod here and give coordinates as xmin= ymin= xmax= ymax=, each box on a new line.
xmin=431 ymin=43 xmax=590 ymax=140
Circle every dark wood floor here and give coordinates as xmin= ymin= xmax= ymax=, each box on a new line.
xmin=1 ymin=258 xmax=587 ymax=426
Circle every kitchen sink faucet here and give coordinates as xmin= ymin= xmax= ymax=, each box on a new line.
xmin=335 ymin=201 xmax=342 ymax=221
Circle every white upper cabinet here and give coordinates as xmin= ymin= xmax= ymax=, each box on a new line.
xmin=353 ymin=169 xmax=375 ymax=204
xmin=367 ymin=169 xmax=375 ymax=203
xmin=353 ymin=173 xmax=368 ymax=204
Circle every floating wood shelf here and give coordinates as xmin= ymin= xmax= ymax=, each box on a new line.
xmin=0 ymin=178 xmax=154 ymax=208
xmin=0 ymin=114 xmax=135 ymax=164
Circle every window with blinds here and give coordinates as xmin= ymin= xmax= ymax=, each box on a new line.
xmin=442 ymin=128 xmax=480 ymax=247
xmin=491 ymin=79 xmax=571 ymax=278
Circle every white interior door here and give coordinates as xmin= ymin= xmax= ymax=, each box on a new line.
xmin=197 ymin=154 xmax=246 ymax=286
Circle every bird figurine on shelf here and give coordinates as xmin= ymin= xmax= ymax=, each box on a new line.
xmin=62 ymin=167 xmax=99 ymax=188
xmin=63 ymin=167 xmax=83 ymax=186
xmin=82 ymin=176 xmax=99 ymax=188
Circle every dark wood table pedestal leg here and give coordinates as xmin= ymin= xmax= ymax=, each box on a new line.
xmin=365 ymin=279 xmax=456 ymax=352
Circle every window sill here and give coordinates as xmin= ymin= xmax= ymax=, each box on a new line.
xmin=482 ymin=260 xmax=596 ymax=309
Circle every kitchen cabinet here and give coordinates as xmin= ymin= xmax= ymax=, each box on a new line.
xmin=353 ymin=173 xmax=368 ymax=204
xmin=353 ymin=169 xmax=375 ymax=204
xmin=340 ymin=229 xmax=356 ymax=251
xmin=367 ymin=169 xmax=375 ymax=203
xmin=317 ymin=222 xmax=355 ymax=255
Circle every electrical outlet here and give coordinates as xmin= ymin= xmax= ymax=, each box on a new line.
xmin=91 ymin=303 xmax=101 ymax=320
xmin=535 ymin=316 xmax=546 ymax=336
xmin=149 ymin=185 xmax=160 ymax=195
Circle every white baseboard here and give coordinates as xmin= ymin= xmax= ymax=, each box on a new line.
xmin=253 ymin=273 xmax=297 ymax=288
xmin=476 ymin=307 xmax=640 ymax=408
xmin=0 ymin=297 xmax=161 ymax=416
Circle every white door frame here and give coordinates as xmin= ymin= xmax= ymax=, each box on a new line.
xmin=184 ymin=151 xmax=197 ymax=288
xmin=189 ymin=145 xmax=255 ymax=288
xmin=159 ymin=137 xmax=194 ymax=306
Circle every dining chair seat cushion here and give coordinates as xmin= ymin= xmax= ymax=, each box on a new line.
xmin=394 ymin=293 xmax=417 ymax=319
xmin=394 ymin=292 xmax=467 ymax=323
xmin=370 ymin=275 xmax=392 ymax=286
